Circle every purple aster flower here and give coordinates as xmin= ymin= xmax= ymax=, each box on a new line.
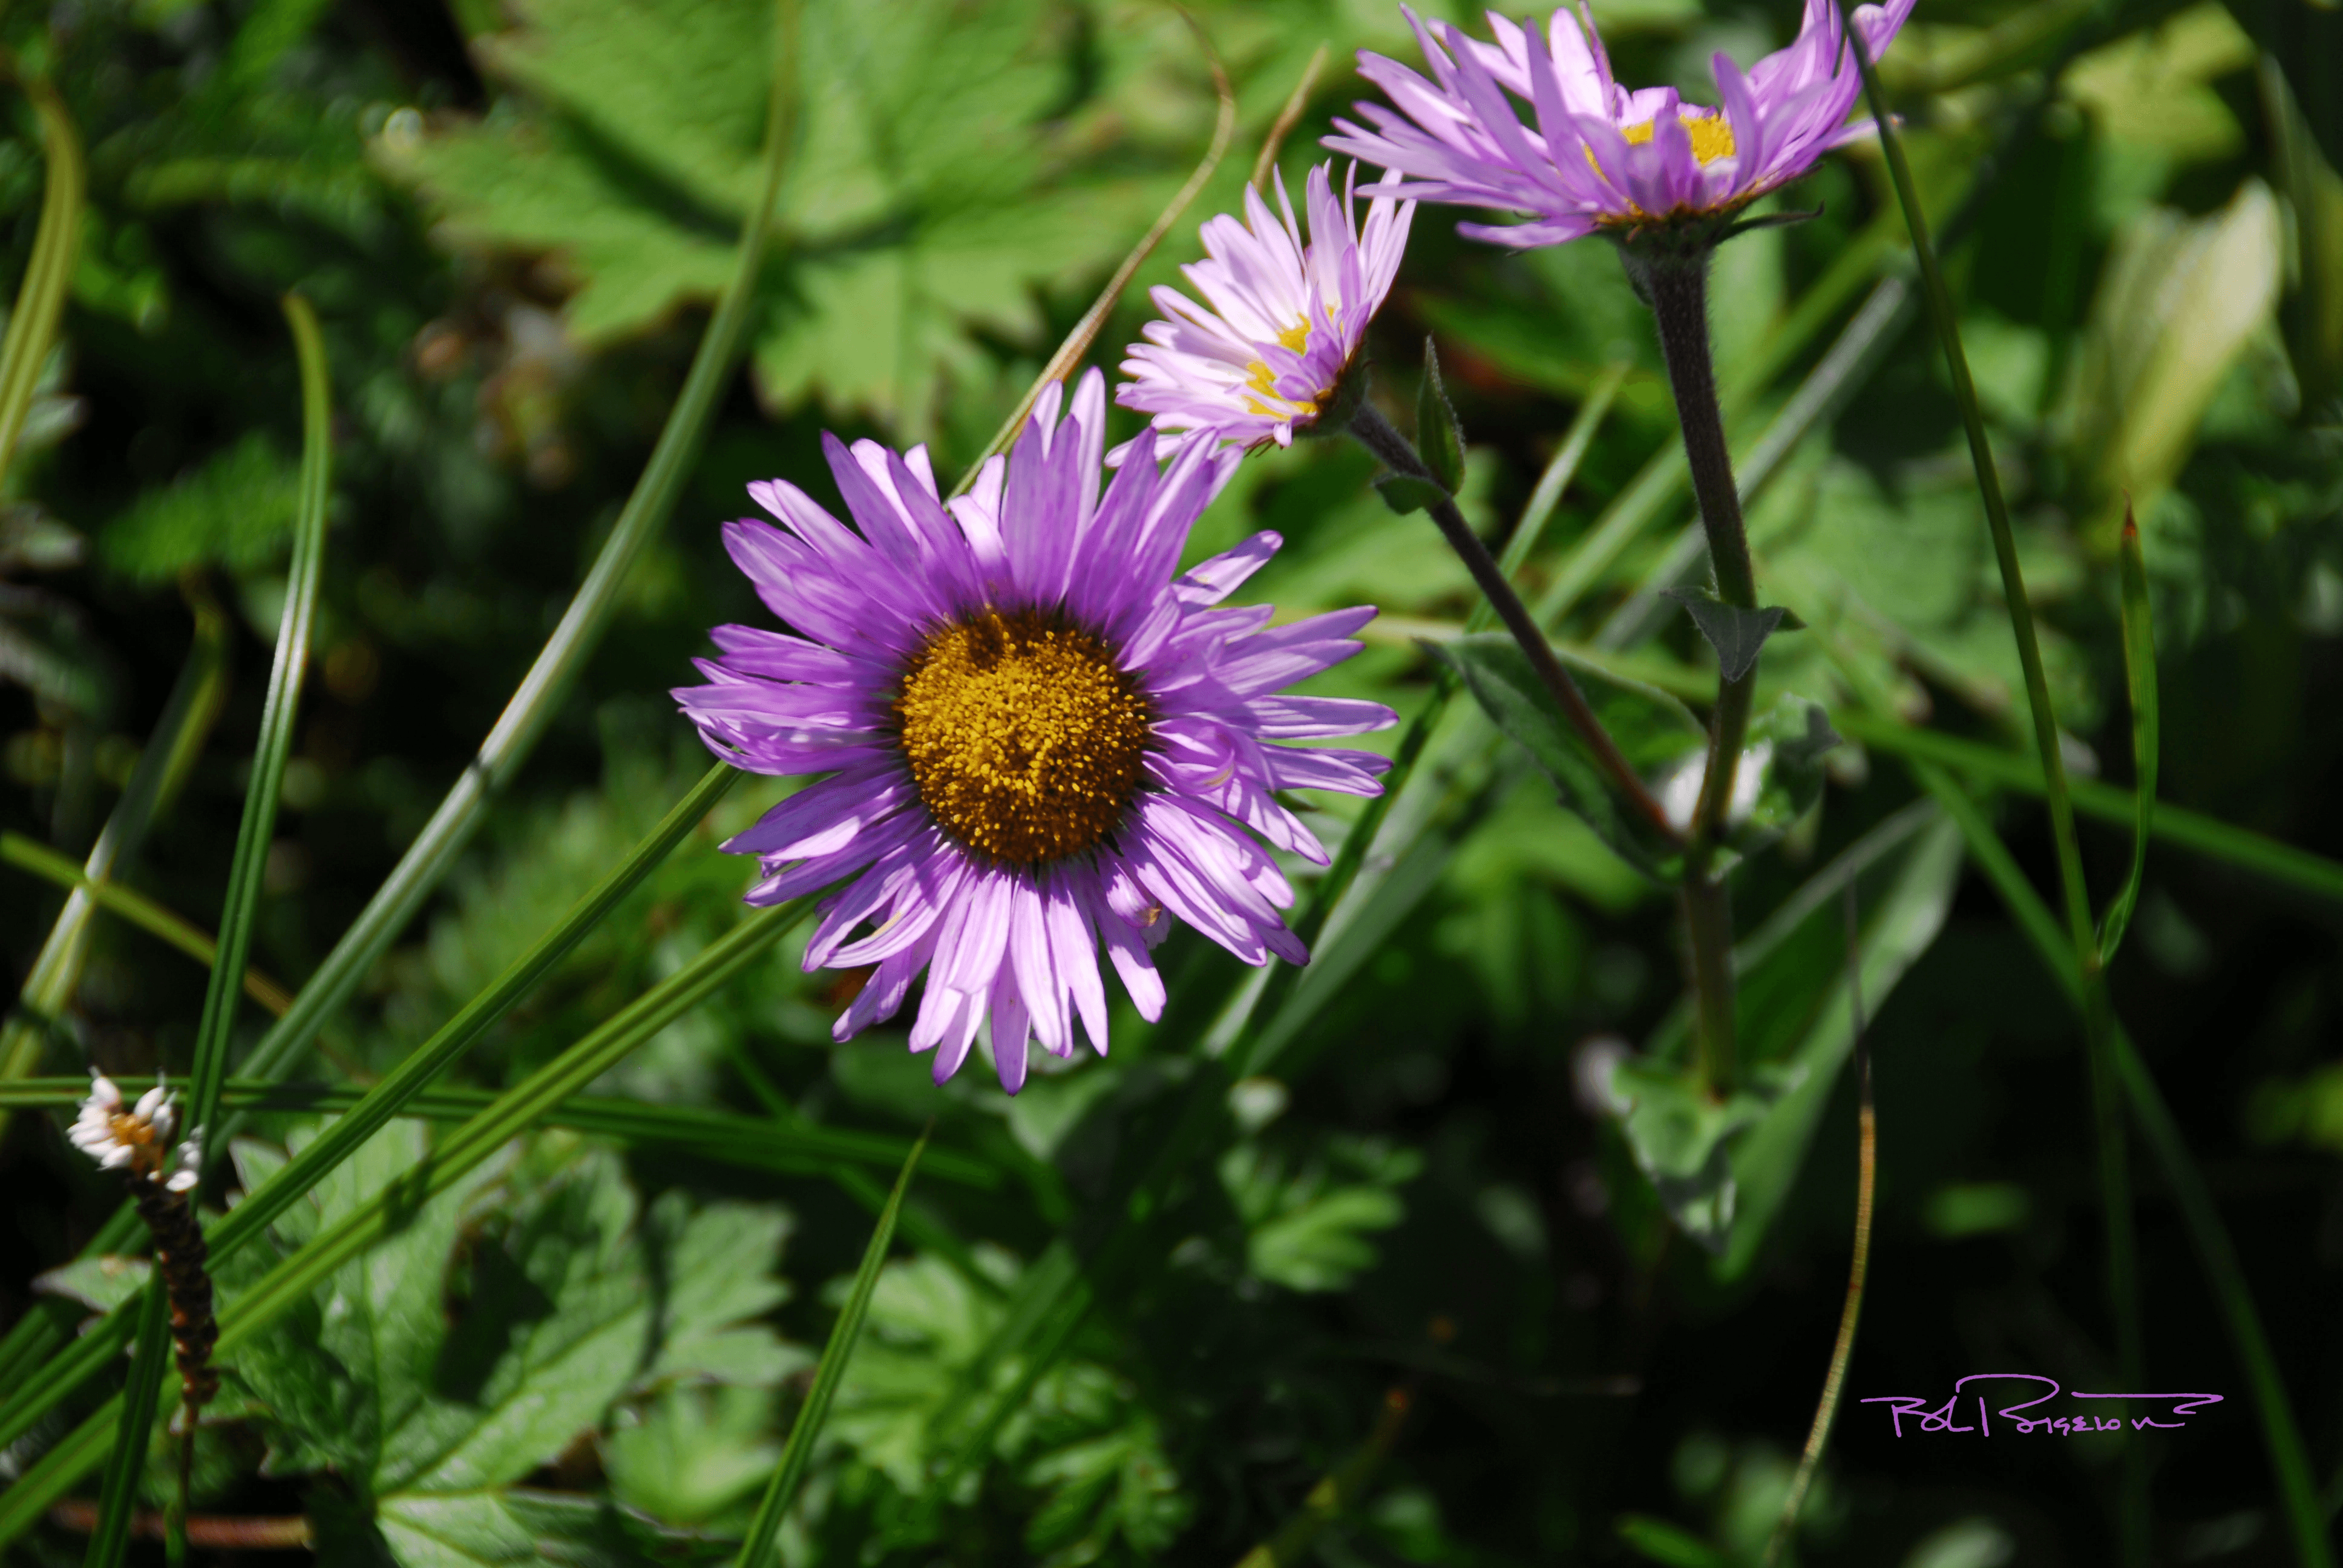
xmin=1326 ymin=0 xmax=1916 ymax=246
xmin=1117 ymin=162 xmax=1413 ymax=451
xmin=675 ymin=370 xmax=1397 ymax=1094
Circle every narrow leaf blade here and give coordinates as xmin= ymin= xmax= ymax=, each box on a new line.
xmin=2099 ymin=503 xmax=2158 ymax=964
xmin=734 ymin=1126 xmax=930 ymax=1568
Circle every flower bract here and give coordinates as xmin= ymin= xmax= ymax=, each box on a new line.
xmin=1117 ymin=162 xmax=1412 ymax=451
xmin=675 ymin=370 xmax=1397 ymax=1094
xmin=1326 ymin=0 xmax=1915 ymax=245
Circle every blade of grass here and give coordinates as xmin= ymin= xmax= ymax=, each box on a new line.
xmin=1760 ymin=880 xmax=1875 ymax=1568
xmin=0 ymin=68 xmax=84 ymax=482
xmin=0 ymin=898 xmax=817 ymax=1547
xmin=0 ymin=834 xmax=296 ymax=1017
xmin=2099 ymin=503 xmax=2157 ymax=962
xmin=0 ymin=1077 xmax=992 ymax=1187
xmin=1831 ymin=710 xmax=2343 ymax=903
xmin=80 ymin=1287 xmax=168 ymax=1568
xmin=91 ymin=292 xmax=331 ymax=1568
xmin=1914 ymin=756 xmax=2335 ymax=1568
xmin=0 ymin=762 xmax=742 ymax=1459
xmin=183 ymin=292 xmax=330 ymax=1149
xmin=1838 ymin=24 xmax=2141 ymax=1551
xmin=226 ymin=0 xmax=797 ymax=1093
xmin=734 ymin=1125 xmax=929 ymax=1568
xmin=1477 ymin=361 xmax=1628 ymax=627
xmin=0 ymin=584 xmax=229 ymax=1098
xmin=947 ymin=15 xmax=1235 ymax=499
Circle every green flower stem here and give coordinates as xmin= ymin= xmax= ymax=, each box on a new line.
xmin=228 ymin=0 xmax=796 ymax=1094
xmin=1345 ymin=402 xmax=1674 ymax=843
xmin=0 ymin=898 xmax=817 ymax=1549
xmin=1839 ymin=12 xmax=2144 ymax=1557
xmin=735 ymin=1126 xmax=928 ymax=1568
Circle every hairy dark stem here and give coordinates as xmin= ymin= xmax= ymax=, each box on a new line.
xmin=1622 ymin=237 xmax=1761 ymax=1097
xmin=1346 ymin=403 xmax=1676 ymax=843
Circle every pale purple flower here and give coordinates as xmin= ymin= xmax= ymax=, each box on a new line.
xmin=1326 ymin=0 xmax=1917 ymax=246
xmin=1118 ymin=162 xmax=1413 ymax=451
xmin=675 ymin=369 xmax=1396 ymax=1094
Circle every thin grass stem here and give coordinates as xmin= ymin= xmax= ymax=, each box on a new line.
xmin=733 ymin=1126 xmax=929 ymax=1568
xmin=1838 ymin=13 xmax=2145 ymax=1554
xmin=1250 ymin=43 xmax=1329 ymax=191
xmin=1761 ymin=881 xmax=1876 ymax=1567
xmin=0 ymin=68 xmax=83 ymax=483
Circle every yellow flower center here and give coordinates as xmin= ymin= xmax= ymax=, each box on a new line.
xmin=894 ymin=609 xmax=1153 ymax=865
xmin=1620 ymin=111 xmax=1737 ymax=165
xmin=1242 ymin=316 xmax=1328 ymax=422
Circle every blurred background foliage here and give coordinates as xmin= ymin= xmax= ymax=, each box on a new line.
xmin=0 ymin=0 xmax=2338 ymax=1563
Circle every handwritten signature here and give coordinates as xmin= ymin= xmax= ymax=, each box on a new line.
xmin=1861 ymin=1375 xmax=2223 ymax=1437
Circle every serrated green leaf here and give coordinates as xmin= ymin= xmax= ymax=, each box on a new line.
xmin=1221 ymin=1137 xmax=1421 ymax=1294
xmin=1415 ymin=340 xmax=1465 ymax=494
xmin=1429 ymin=633 xmax=1698 ymax=880
xmin=390 ymin=0 xmax=1168 ymax=436
xmin=604 ymin=1385 xmax=779 ymax=1527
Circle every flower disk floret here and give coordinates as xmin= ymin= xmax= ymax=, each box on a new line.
xmin=1326 ymin=0 xmax=1915 ymax=246
xmin=1118 ymin=162 xmax=1413 ymax=450
xmin=674 ymin=370 xmax=1398 ymax=1095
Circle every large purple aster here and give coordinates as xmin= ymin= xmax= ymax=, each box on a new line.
xmin=1325 ymin=0 xmax=1916 ymax=246
xmin=675 ymin=370 xmax=1396 ymax=1094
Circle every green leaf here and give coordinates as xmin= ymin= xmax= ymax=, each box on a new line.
xmin=1659 ymin=587 xmax=1788 ymax=682
xmin=1726 ymin=697 xmax=1840 ymax=856
xmin=733 ymin=1126 xmax=927 ymax=1568
xmin=29 ymin=1256 xmax=152 ymax=1319
xmin=1221 ymin=1136 xmax=1421 ymax=1294
xmin=1605 ymin=1057 xmax=1777 ymax=1254
xmin=98 ymin=432 xmax=302 ymax=585
xmin=1415 ymin=339 xmax=1466 ymax=494
xmin=1372 ymin=474 xmax=1450 ymax=516
xmin=605 ymin=1385 xmax=780 ymax=1527
xmin=1428 ymin=633 xmax=1699 ymax=880
xmin=220 ymin=1122 xmax=804 ymax=1560
xmin=390 ymin=0 xmax=1165 ymax=437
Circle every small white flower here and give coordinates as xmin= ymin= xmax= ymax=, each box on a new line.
xmin=67 ymin=1070 xmax=179 ymax=1180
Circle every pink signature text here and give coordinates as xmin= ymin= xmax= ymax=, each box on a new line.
xmin=1861 ymin=1375 xmax=2223 ymax=1438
